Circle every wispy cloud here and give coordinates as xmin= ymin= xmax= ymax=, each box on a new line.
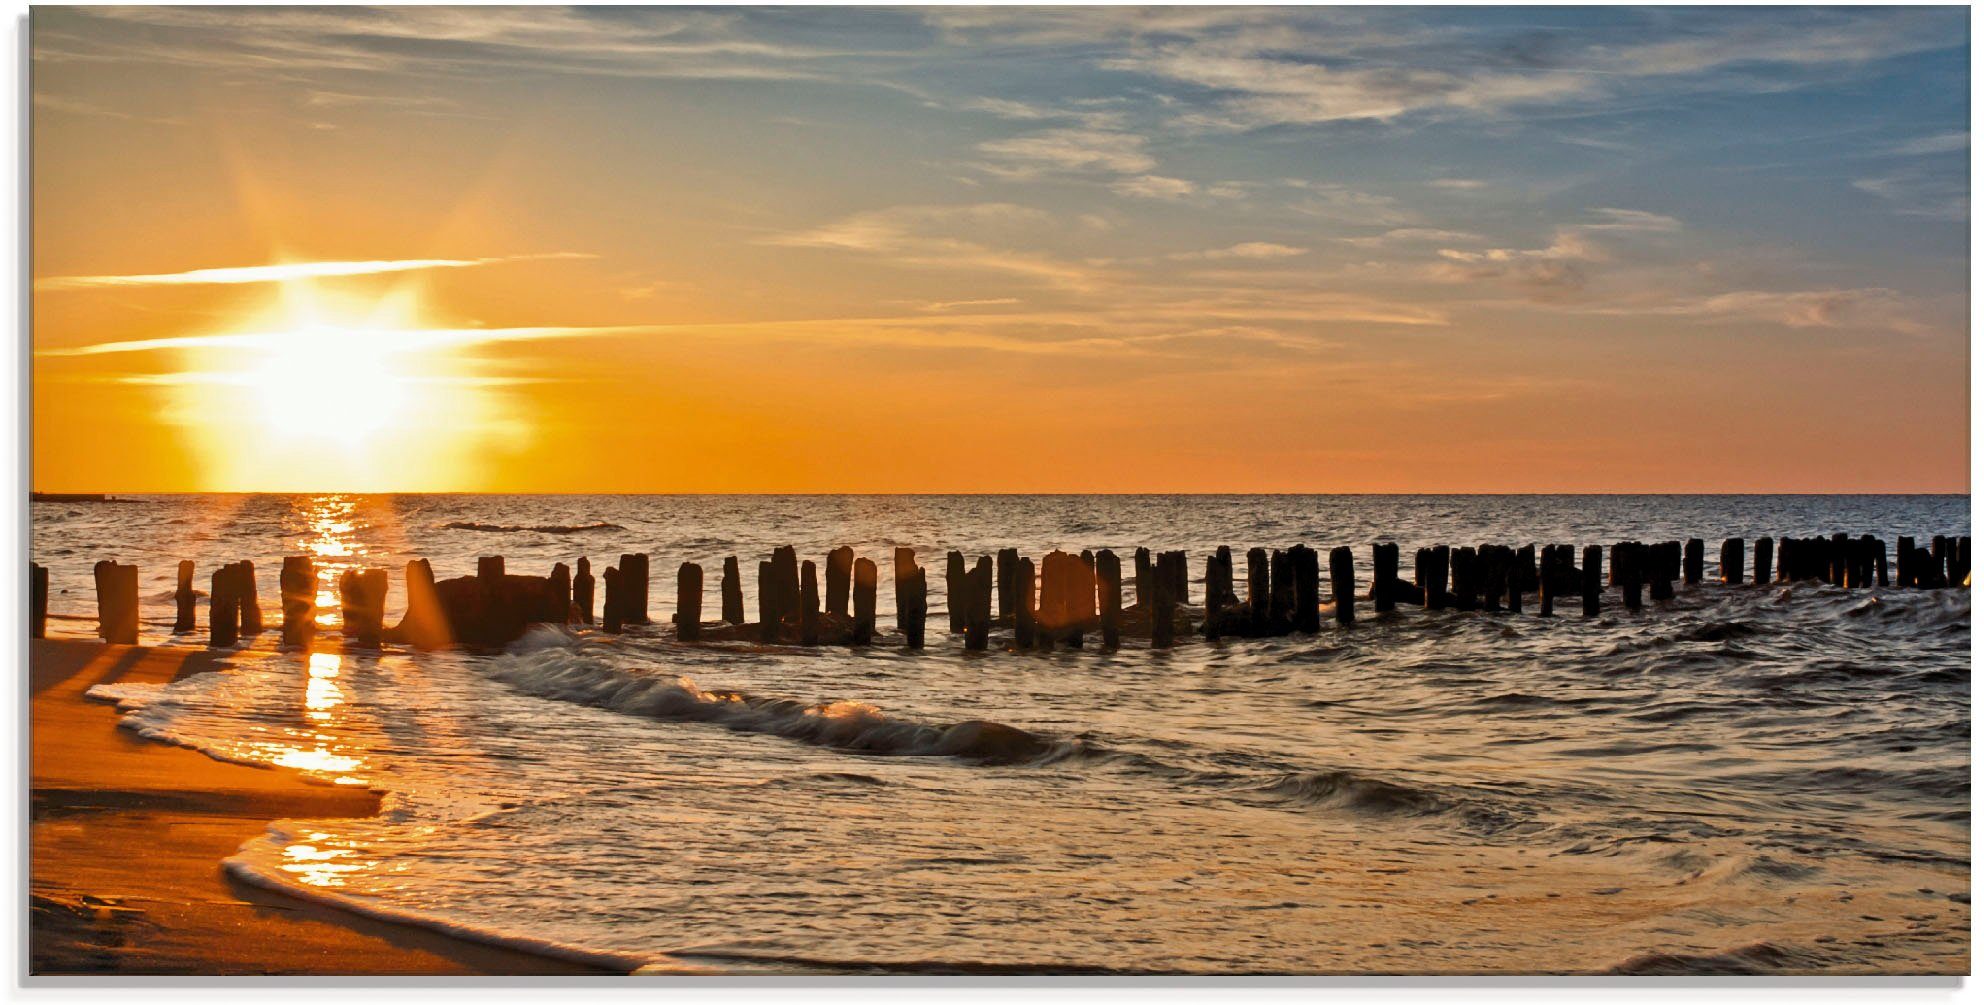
xmin=1169 ymin=242 xmax=1308 ymax=261
xmin=767 ymin=203 xmax=1105 ymax=290
xmin=37 ymin=253 xmax=594 ymax=291
xmin=37 ymin=324 xmax=646 ymax=358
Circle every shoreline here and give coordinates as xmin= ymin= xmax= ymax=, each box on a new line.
xmin=29 ymin=638 xmax=615 ymax=977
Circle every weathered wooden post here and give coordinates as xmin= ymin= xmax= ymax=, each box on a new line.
xmin=1292 ymin=545 xmax=1321 ymax=632
xmin=757 ymin=561 xmax=778 ymax=643
xmin=1831 ymin=534 xmax=1851 ymax=588
xmin=1873 ymin=537 xmax=1888 ymax=587
xmin=1617 ymin=543 xmax=1644 ymax=612
xmin=95 ymin=560 xmax=139 ymax=645
xmin=964 ymin=556 xmax=992 ymax=651
xmin=1269 ymin=549 xmax=1294 ymax=628
xmin=1538 ymin=550 xmax=1556 ymax=616
xmin=1932 ymin=535 xmax=1952 ymax=587
xmin=352 ymin=569 xmax=387 ymax=648
xmin=1506 ymin=549 xmax=1526 ymax=615
xmin=1426 ymin=545 xmax=1450 ymax=610
xmin=280 ymin=556 xmax=314 ymax=647
xmin=1648 ymin=542 xmax=1678 ymax=602
xmin=549 ymin=562 xmax=572 ymax=625
xmin=1213 ymin=545 xmax=1235 ymax=608
xmin=799 ymin=560 xmax=821 ymax=646
xmin=1246 ymin=547 xmax=1269 ymax=632
xmin=996 ymin=548 xmax=1020 ymax=623
xmin=574 ymin=557 xmax=595 ymax=624
xmin=1097 ymin=549 xmax=1122 ymax=649
xmin=1478 ymin=546 xmax=1506 ymax=613
xmin=826 ymin=546 xmax=853 ymax=619
xmin=676 ymin=562 xmax=702 ymax=641
xmin=602 ymin=567 xmax=624 ymax=634
xmin=1581 ymin=545 xmax=1601 ymax=617
xmin=1150 ymin=556 xmax=1175 ymax=649
xmin=901 ymin=566 xmax=927 ymax=649
xmin=1753 ymin=537 xmax=1773 ymax=587
xmin=895 ymin=548 xmax=926 ymax=648
xmin=1203 ymin=555 xmax=1225 ymax=641
xmin=1717 ymin=538 xmax=1743 ymax=585
xmin=30 ymin=563 xmax=48 ymax=639
xmin=1328 ymin=546 xmax=1354 ymax=626
xmin=1683 ymin=539 xmax=1704 ymax=585
xmin=945 ymin=551 xmax=966 ymax=632
xmin=1014 ymin=556 xmax=1037 ymax=649
xmin=1373 ymin=542 xmax=1398 ymax=614
xmin=174 ymin=560 xmax=197 ymax=633
xmin=719 ymin=556 xmax=744 ymax=625
xmin=209 ymin=566 xmax=237 ymax=647
xmin=479 ymin=556 xmax=504 ymax=580
xmin=1896 ymin=537 xmax=1915 ymax=588
xmin=852 ymin=557 xmax=877 ymax=646
xmin=1956 ymin=536 xmax=1971 ymax=587
xmin=1133 ymin=546 xmax=1156 ymax=609
xmin=237 ymin=561 xmax=263 ymax=635
xmin=397 ymin=558 xmax=443 ymax=649
xmin=1451 ymin=547 xmax=1479 ymax=612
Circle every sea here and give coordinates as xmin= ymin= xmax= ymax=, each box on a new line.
xmin=30 ymin=494 xmax=1973 ymax=975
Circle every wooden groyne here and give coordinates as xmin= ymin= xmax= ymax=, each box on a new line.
xmin=44 ymin=531 xmax=1972 ymax=652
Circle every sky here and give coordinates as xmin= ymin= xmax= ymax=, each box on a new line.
xmin=30 ymin=5 xmax=1972 ymax=493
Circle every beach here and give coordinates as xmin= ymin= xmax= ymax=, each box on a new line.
xmin=29 ymin=638 xmax=609 ymax=976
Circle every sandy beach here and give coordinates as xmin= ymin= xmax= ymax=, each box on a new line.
xmin=29 ymin=638 xmax=609 ymax=976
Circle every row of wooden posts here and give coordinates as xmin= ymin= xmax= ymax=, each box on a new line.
xmin=30 ymin=532 xmax=1969 ymax=650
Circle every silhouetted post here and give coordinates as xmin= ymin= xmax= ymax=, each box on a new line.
xmin=1269 ymin=549 xmax=1294 ymax=628
xmin=280 ymin=557 xmax=314 ymax=647
xmin=397 ymin=558 xmax=443 ymax=649
xmin=1956 ymin=536 xmax=1971 ymax=587
xmin=621 ymin=553 xmax=652 ymax=623
xmin=1873 ymin=537 xmax=1888 ymax=587
xmin=1246 ymin=547 xmax=1269 ymax=631
xmin=602 ymin=567 xmax=624 ymax=634
xmin=1203 ymin=555 xmax=1224 ymax=641
xmin=1682 ymin=539 xmax=1703 ymax=585
xmin=852 ymin=557 xmax=877 ymax=646
xmin=965 ymin=556 xmax=992 ymax=651
xmin=1322 ymin=546 xmax=1352 ymax=625
xmin=548 ymin=562 xmax=572 ymax=626
xmin=1897 ymin=536 xmax=1916 ymax=588
xmin=1212 ymin=545 xmax=1235 ymax=608
xmin=1292 ymin=545 xmax=1321 ymax=632
xmin=1425 ymin=544 xmax=1450 ymax=611
xmin=1581 ymin=545 xmax=1601 ymax=617
xmin=895 ymin=548 xmax=926 ymax=648
xmin=30 ymin=563 xmax=47 ymax=640
xmin=574 ymin=556 xmax=595 ymax=624
xmin=1451 ymin=547 xmax=1478 ymax=612
xmin=1753 ymin=538 xmax=1773 ymax=587
xmin=1832 ymin=533 xmax=1852 ymax=588
xmin=93 ymin=561 xmax=138 ymax=645
xmin=676 ymin=562 xmax=702 ymax=642
xmin=352 ymin=569 xmax=387 ymax=648
xmin=1150 ymin=557 xmax=1176 ymax=649
xmin=1538 ymin=551 xmax=1555 ymax=617
xmin=1506 ymin=550 xmax=1526 ymax=614
xmin=1134 ymin=547 xmax=1152 ymax=610
xmin=799 ymin=560 xmax=820 ymax=646
xmin=826 ymin=546 xmax=853 ymax=619
xmin=1373 ymin=543 xmax=1398 ymax=614
xmin=1478 ymin=546 xmax=1506 ymax=613
xmin=1097 ymin=549 xmax=1122 ymax=649
xmin=1715 ymin=537 xmax=1742 ymax=586
xmin=757 ymin=561 xmax=778 ymax=643
xmin=1014 ymin=556 xmax=1037 ymax=649
xmin=237 ymin=561 xmax=263 ymax=634
xmin=720 ymin=556 xmax=744 ymax=625
xmin=1617 ymin=543 xmax=1644 ymax=612
xmin=209 ymin=566 xmax=237 ymax=647
xmin=945 ymin=551 xmax=966 ymax=632
xmin=1648 ymin=542 xmax=1677 ymax=602
xmin=997 ymin=548 xmax=1019 ymax=622
xmin=1932 ymin=535 xmax=1952 ymax=588
xmin=173 ymin=560 xmax=197 ymax=633
xmin=479 ymin=556 xmax=504 ymax=581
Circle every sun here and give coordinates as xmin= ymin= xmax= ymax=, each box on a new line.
xmin=239 ymin=281 xmax=421 ymax=450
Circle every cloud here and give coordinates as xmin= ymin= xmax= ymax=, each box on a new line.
xmin=36 ymin=253 xmax=594 ymax=291
xmin=768 ymin=203 xmax=1104 ymax=290
xmin=1340 ymin=228 xmax=1484 ymax=248
xmin=37 ymin=324 xmax=648 ymax=358
xmin=1110 ymin=174 xmax=1198 ymax=200
xmin=1170 ymin=242 xmax=1309 ymax=261
xmin=1428 ymin=178 xmax=1487 ymax=191
xmin=1575 ymin=287 xmax=1932 ymax=336
xmin=1580 ymin=208 xmax=1682 ymax=232
xmin=1854 ymin=173 xmax=1968 ymax=222
xmin=977 ymin=127 xmax=1156 ymax=176
xmin=1890 ymin=131 xmax=1968 ymax=156
xmin=33 ymin=94 xmax=183 ymax=125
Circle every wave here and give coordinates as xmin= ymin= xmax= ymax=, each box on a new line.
xmin=443 ymin=521 xmax=625 ymax=535
xmin=490 ymin=629 xmax=1083 ymax=766
xmin=1602 ymin=940 xmax=1828 ymax=976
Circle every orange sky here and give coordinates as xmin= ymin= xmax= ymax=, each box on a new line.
xmin=30 ymin=7 xmax=1971 ymax=493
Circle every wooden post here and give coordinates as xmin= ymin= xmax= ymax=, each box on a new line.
xmin=945 ymin=551 xmax=966 ymax=632
xmin=1873 ymin=537 xmax=1888 ymax=587
xmin=548 ymin=562 xmax=572 ymax=625
xmin=280 ymin=556 xmax=314 ymax=647
xmin=573 ymin=557 xmax=594 ymax=624
xmin=996 ymin=548 xmax=1019 ymax=622
xmin=237 ymin=561 xmax=263 ymax=635
xmin=1831 ymin=533 xmax=1851 ymax=588
xmin=1097 ymin=549 xmax=1122 ymax=649
xmin=96 ymin=560 xmax=139 ymax=645
xmin=1618 ymin=543 xmax=1644 ymax=612
xmin=1014 ymin=556 xmax=1037 ymax=649
xmin=1213 ymin=545 xmax=1235 ymax=608
xmin=1749 ymin=537 xmax=1771 ymax=588
xmin=1373 ymin=543 xmax=1398 ymax=614
xmin=677 ymin=562 xmax=702 ymax=641
xmin=174 ymin=560 xmax=197 ymax=633
xmin=1203 ymin=554 xmax=1224 ymax=640
xmin=720 ymin=557 xmax=744 ymax=625
xmin=1581 ymin=545 xmax=1601 ymax=617
xmin=1246 ymin=547 xmax=1269 ymax=631
xmin=1150 ymin=555 xmax=1175 ymax=649
xmin=799 ymin=560 xmax=820 ymax=646
xmin=1683 ymin=539 xmax=1704 ymax=585
xmin=1451 ymin=547 xmax=1478 ymax=612
xmin=209 ymin=565 xmax=237 ymax=647
xmin=770 ymin=547 xmax=798 ymax=629
xmin=353 ymin=569 xmax=387 ymax=648
xmin=479 ymin=556 xmax=504 ymax=580
xmin=31 ymin=563 xmax=48 ymax=639
xmin=1328 ymin=546 xmax=1354 ymax=626
xmin=1292 ymin=545 xmax=1321 ymax=632
xmin=1425 ymin=545 xmax=1450 ymax=610
xmin=1133 ymin=547 xmax=1152 ymax=610
xmin=1897 ymin=536 xmax=1915 ymax=588
xmin=894 ymin=548 xmax=925 ymax=648
xmin=1538 ymin=549 xmax=1555 ymax=617
xmin=1269 ymin=549 xmax=1293 ymax=629
xmin=603 ymin=567 xmax=624 ymax=634
xmin=1956 ymin=536 xmax=1970 ymax=587
xmin=757 ymin=561 xmax=778 ymax=643
xmin=1479 ymin=546 xmax=1506 ymax=612
xmin=1506 ymin=549 xmax=1526 ymax=615
xmin=852 ymin=557 xmax=877 ymax=646
xmin=964 ymin=556 xmax=992 ymax=651
xmin=826 ymin=546 xmax=854 ymax=618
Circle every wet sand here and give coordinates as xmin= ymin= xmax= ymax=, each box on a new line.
xmin=29 ymin=638 xmax=610 ymax=976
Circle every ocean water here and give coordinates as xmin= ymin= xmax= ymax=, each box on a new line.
xmin=33 ymin=494 xmax=1973 ymax=974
